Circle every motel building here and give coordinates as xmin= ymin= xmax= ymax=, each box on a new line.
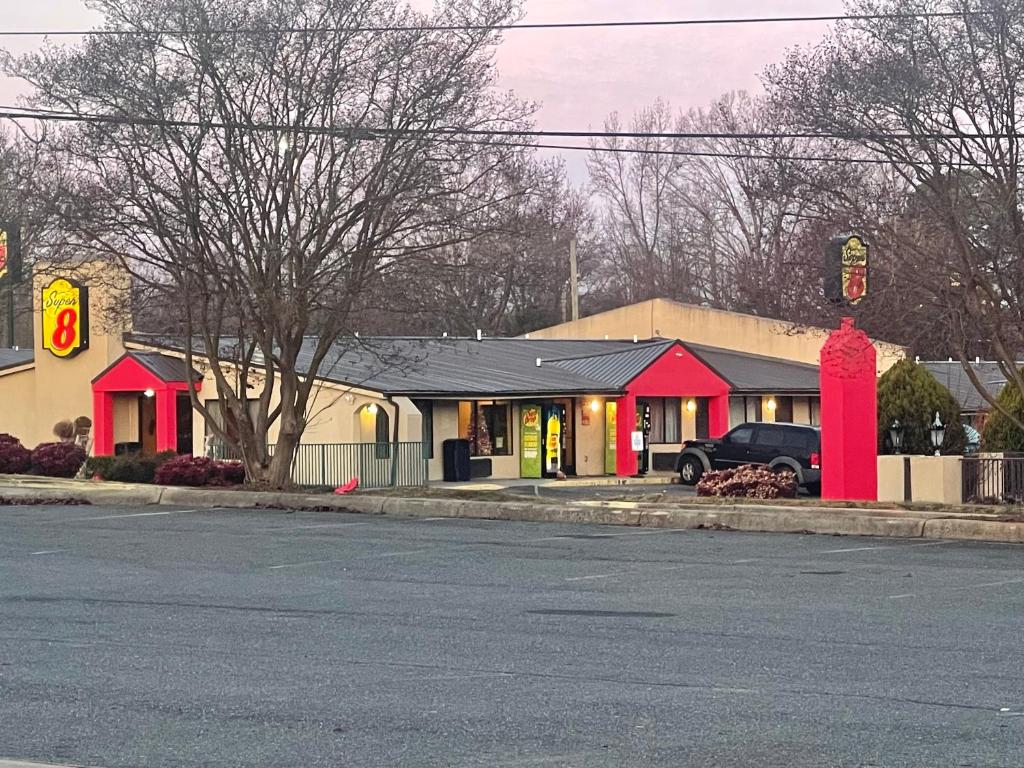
xmin=0 ymin=264 xmax=905 ymax=486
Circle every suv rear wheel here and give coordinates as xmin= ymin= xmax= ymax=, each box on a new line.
xmin=678 ymin=456 xmax=704 ymax=486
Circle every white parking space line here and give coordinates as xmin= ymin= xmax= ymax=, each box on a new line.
xmin=821 ymin=541 xmax=953 ymax=554
xmin=77 ymin=508 xmax=204 ymax=521
xmin=533 ymin=529 xmax=681 ymax=542
xmin=257 ymin=522 xmax=370 ymax=532
xmin=269 ymin=548 xmax=431 ymax=570
xmin=565 ymin=562 xmax=699 ymax=582
xmin=29 ymin=550 xmax=64 ymax=556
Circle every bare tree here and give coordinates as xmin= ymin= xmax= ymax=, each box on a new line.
xmin=766 ymin=0 xmax=1024 ymax=429
xmin=586 ymin=93 xmax=824 ymax=319
xmin=7 ymin=0 xmax=532 ymax=486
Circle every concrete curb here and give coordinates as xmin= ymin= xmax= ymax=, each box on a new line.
xmin=1 ymin=480 xmax=1021 ymax=545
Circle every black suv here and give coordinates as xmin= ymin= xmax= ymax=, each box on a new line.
xmin=676 ymin=422 xmax=822 ymax=492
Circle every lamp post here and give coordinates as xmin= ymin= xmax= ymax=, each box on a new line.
xmin=929 ymin=412 xmax=945 ymax=457
xmin=889 ymin=419 xmax=904 ymax=455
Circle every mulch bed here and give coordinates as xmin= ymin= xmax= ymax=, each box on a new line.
xmin=0 ymin=496 xmax=91 ymax=506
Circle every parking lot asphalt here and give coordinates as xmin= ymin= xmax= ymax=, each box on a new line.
xmin=1 ymin=503 xmax=1023 ymax=768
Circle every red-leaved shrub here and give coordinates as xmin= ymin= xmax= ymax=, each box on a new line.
xmin=0 ymin=435 xmax=31 ymax=474
xmin=696 ymin=464 xmax=797 ymax=500
xmin=155 ymin=455 xmax=245 ymax=487
xmin=30 ymin=442 xmax=87 ymax=478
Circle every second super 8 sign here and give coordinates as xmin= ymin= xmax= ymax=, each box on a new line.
xmin=826 ymin=234 xmax=869 ymax=305
xmin=41 ymin=277 xmax=89 ymax=358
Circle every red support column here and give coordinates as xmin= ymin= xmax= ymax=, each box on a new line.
xmin=92 ymin=391 xmax=115 ymax=456
xmin=708 ymin=394 xmax=730 ymax=437
xmin=615 ymin=393 xmax=638 ymax=477
xmin=155 ymin=388 xmax=178 ymax=453
xmin=820 ymin=317 xmax=877 ymax=501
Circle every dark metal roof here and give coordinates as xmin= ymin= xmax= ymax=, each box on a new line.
xmin=687 ymin=344 xmax=820 ymax=394
xmin=0 ymin=348 xmax=33 ymax=372
xmin=129 ymin=352 xmax=203 ymax=383
xmin=544 ymin=341 xmax=675 ymax=387
xmin=923 ymin=361 xmax=1013 ymax=413
xmin=123 ymin=334 xmax=824 ymax=397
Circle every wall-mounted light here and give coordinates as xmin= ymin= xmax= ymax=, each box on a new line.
xmin=366 ymin=403 xmax=379 ymax=415
xmin=766 ymin=398 xmax=777 ymax=412
xmin=143 ymin=389 xmax=155 ymax=398
xmin=686 ymin=399 xmax=697 ymax=414
xmin=589 ymin=399 xmax=601 ymax=413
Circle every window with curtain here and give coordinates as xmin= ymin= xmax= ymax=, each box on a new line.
xmin=644 ymin=397 xmax=681 ymax=444
xmin=458 ymin=400 xmax=512 ymax=456
xmin=374 ymin=408 xmax=390 ymax=459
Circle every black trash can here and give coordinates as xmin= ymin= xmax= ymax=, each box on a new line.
xmin=442 ymin=439 xmax=471 ymax=482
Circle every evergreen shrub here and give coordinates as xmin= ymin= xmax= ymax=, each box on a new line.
xmin=981 ymin=374 xmax=1024 ymax=452
xmin=877 ymin=360 xmax=966 ymax=454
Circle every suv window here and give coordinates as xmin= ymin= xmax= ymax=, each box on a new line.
xmin=755 ymin=426 xmax=787 ymax=447
xmin=781 ymin=429 xmax=816 ymax=453
xmin=727 ymin=426 xmax=754 ymax=445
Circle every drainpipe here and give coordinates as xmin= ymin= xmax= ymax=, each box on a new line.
xmin=387 ymin=395 xmax=400 ymax=488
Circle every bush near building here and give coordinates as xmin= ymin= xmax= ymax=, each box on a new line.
xmin=696 ymin=465 xmax=797 ymax=499
xmin=85 ymin=451 xmax=177 ymax=484
xmin=877 ymin=360 xmax=966 ymax=455
xmin=0 ymin=434 xmax=32 ymax=474
xmin=154 ymin=455 xmax=246 ymax=487
xmin=30 ymin=442 xmax=87 ymax=478
xmin=981 ymin=375 xmax=1024 ymax=452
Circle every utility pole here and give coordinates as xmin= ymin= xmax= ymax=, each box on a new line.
xmin=569 ymin=236 xmax=579 ymax=322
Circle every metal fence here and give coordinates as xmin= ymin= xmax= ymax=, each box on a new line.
xmin=209 ymin=440 xmax=429 ymax=489
xmin=962 ymin=457 xmax=1024 ymax=504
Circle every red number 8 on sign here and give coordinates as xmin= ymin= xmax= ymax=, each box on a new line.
xmin=51 ymin=308 xmax=78 ymax=351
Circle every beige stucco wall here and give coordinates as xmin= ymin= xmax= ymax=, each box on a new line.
xmin=0 ymin=366 xmax=38 ymax=443
xmin=908 ymin=456 xmax=963 ymax=504
xmin=0 ymin=262 xmax=129 ymax=449
xmin=877 ymin=455 xmax=909 ymax=503
xmin=527 ymin=298 xmax=905 ymax=375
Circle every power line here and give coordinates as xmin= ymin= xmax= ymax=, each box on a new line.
xmin=0 ymin=107 xmax=1012 ymax=168
xmin=0 ymin=105 xmax=1015 ymax=143
xmin=0 ymin=11 xmax=984 ymax=37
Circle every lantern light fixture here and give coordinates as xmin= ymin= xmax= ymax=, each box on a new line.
xmin=889 ymin=419 xmax=904 ymax=455
xmin=589 ymin=399 xmax=601 ymax=414
xmin=929 ymin=412 xmax=945 ymax=456
xmin=143 ymin=389 xmax=155 ymax=398
xmin=686 ymin=399 xmax=697 ymax=414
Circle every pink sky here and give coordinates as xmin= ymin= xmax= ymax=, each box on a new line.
xmin=0 ymin=0 xmax=844 ymax=178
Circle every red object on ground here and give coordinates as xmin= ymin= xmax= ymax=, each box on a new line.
xmin=820 ymin=317 xmax=877 ymax=501
xmin=334 ymin=479 xmax=359 ymax=495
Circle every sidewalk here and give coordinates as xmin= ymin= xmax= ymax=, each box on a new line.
xmin=1 ymin=474 xmax=1022 ymax=545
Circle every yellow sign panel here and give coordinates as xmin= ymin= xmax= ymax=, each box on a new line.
xmin=545 ymin=412 xmax=561 ymax=473
xmin=41 ymin=277 xmax=89 ymax=358
xmin=0 ymin=230 xmax=8 ymax=283
xmin=841 ymin=236 xmax=868 ymax=305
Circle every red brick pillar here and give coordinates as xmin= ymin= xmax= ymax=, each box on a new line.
xmin=92 ymin=390 xmax=114 ymax=456
xmin=820 ymin=317 xmax=877 ymax=501
xmin=615 ymin=393 xmax=638 ymax=477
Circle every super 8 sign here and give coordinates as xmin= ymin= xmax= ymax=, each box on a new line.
xmin=0 ymin=229 xmax=8 ymax=282
xmin=826 ymin=235 xmax=869 ymax=305
xmin=41 ymin=277 xmax=90 ymax=358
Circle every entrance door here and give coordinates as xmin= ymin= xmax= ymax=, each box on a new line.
xmin=553 ymin=398 xmax=576 ymax=475
xmin=176 ymin=393 xmax=193 ymax=455
xmin=138 ymin=395 xmax=157 ymax=456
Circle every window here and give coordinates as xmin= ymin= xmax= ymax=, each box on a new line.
xmin=774 ymin=397 xmax=794 ymax=423
xmin=413 ymin=399 xmax=434 ymax=459
xmin=730 ymin=396 xmax=762 ymax=424
xmin=459 ymin=400 xmax=512 ymax=457
xmin=727 ymin=426 xmax=754 ymax=444
xmin=203 ymin=398 xmax=259 ymax=457
xmin=642 ymin=397 xmax=682 ymax=444
xmin=695 ymin=397 xmax=710 ymax=439
xmin=375 ymin=408 xmax=390 ymax=459
xmin=755 ymin=426 xmax=787 ymax=447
